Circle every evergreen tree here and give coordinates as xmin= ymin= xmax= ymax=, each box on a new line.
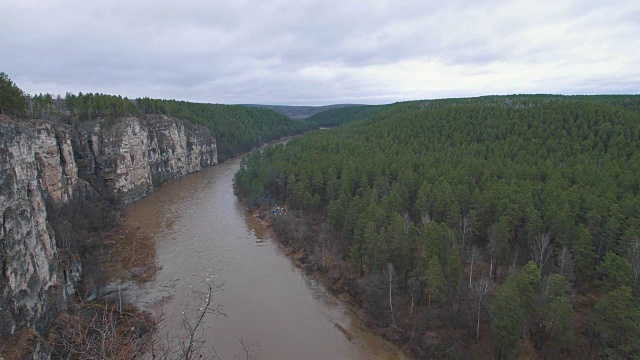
xmin=593 ymin=286 xmax=640 ymax=358
xmin=491 ymin=276 xmax=525 ymax=359
xmin=424 ymin=255 xmax=446 ymax=306
xmin=0 ymin=71 xmax=27 ymax=116
xmin=596 ymin=251 xmax=635 ymax=291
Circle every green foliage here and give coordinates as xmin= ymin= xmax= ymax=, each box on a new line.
xmin=135 ymin=99 xmax=317 ymax=160
xmin=536 ymin=274 xmax=575 ymax=356
xmin=572 ymin=224 xmax=597 ymax=284
xmin=421 ymin=222 xmax=450 ymax=264
xmin=424 ymin=255 xmax=446 ymax=305
xmin=491 ymin=216 xmax=511 ymax=268
xmin=545 ymin=273 xmax=566 ymax=300
xmin=65 ymin=94 xmax=316 ymax=161
xmin=64 ymin=92 xmax=138 ymax=121
xmin=0 ymin=72 xmax=27 ymax=116
xmin=0 ymin=72 xmax=315 ymax=162
xmin=593 ymin=286 xmax=640 ymax=358
xmin=305 ymin=104 xmax=392 ymax=127
xmin=233 ymin=95 xmax=640 ymax=357
xmin=491 ymin=275 xmax=525 ymax=359
xmin=515 ymin=261 xmax=541 ymax=316
xmin=543 ymin=296 xmax=574 ymax=355
xmin=235 ymin=95 xmax=640 ymax=285
xmin=245 ymin=103 xmax=362 ymax=120
xmin=596 ymin=251 xmax=635 ymax=291
xmin=444 ymin=247 xmax=462 ymax=291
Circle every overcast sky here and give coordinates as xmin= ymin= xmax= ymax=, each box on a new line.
xmin=1 ymin=0 xmax=638 ymax=105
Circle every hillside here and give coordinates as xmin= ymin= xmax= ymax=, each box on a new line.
xmin=244 ymin=104 xmax=362 ymax=119
xmin=304 ymin=104 xmax=393 ymax=127
xmin=136 ymin=99 xmax=318 ymax=160
xmin=0 ymin=73 xmax=319 ymax=162
xmin=235 ymin=95 xmax=640 ymax=359
xmin=0 ymin=72 xmax=321 ymax=357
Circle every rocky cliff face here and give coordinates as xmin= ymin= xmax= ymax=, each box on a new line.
xmin=0 ymin=115 xmax=216 ymax=343
xmin=0 ymin=120 xmax=75 ymax=337
xmin=77 ymin=115 xmax=217 ymax=204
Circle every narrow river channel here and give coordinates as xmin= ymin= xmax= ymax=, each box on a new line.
xmin=123 ymin=152 xmax=408 ymax=360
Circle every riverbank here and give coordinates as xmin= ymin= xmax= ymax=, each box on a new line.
xmin=119 ymin=151 xmax=408 ymax=359
xmin=246 ymin=207 xmax=414 ymax=359
xmin=15 ymin=135 xmax=412 ymax=359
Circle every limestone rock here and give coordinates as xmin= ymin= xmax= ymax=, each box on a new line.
xmin=78 ymin=115 xmax=217 ymax=204
xmin=0 ymin=115 xmax=217 ymax=342
xmin=0 ymin=119 xmax=68 ymax=337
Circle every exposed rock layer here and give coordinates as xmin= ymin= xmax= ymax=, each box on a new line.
xmin=0 ymin=115 xmax=216 ymax=342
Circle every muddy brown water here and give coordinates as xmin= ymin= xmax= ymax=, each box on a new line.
xmin=124 ymin=152 xmax=409 ymax=360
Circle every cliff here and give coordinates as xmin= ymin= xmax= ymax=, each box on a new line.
xmin=0 ymin=114 xmax=216 ymax=344
xmin=76 ymin=115 xmax=217 ymax=204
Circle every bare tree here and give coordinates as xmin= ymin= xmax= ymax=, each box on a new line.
xmin=407 ymin=276 xmax=421 ymax=320
xmin=150 ymin=283 xmax=226 ymax=360
xmin=626 ymin=238 xmax=640 ymax=282
xmin=403 ymin=210 xmax=411 ymax=234
xmin=52 ymin=282 xmax=257 ymax=360
xmin=386 ymin=263 xmax=398 ymax=327
xmin=532 ymin=233 xmax=552 ymax=277
xmin=555 ymin=247 xmax=575 ymax=282
xmin=460 ymin=211 xmax=474 ymax=258
xmin=421 ymin=213 xmax=432 ymax=228
xmin=237 ymin=339 xmax=259 ymax=360
xmin=417 ymin=214 xmax=432 ymax=257
xmin=510 ymin=246 xmax=520 ymax=275
xmin=473 ymin=277 xmax=490 ymax=341
xmin=487 ymin=225 xmax=497 ymax=279
xmin=469 ymin=246 xmax=480 ymax=289
xmin=51 ymin=301 xmax=152 ymax=359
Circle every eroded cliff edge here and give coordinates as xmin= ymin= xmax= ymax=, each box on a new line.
xmin=0 ymin=114 xmax=217 ymax=343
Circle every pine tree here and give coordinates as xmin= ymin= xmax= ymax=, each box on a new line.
xmin=424 ymin=255 xmax=446 ymax=306
xmin=593 ymin=286 xmax=640 ymax=358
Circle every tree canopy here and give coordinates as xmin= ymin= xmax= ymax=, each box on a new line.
xmin=235 ymin=94 xmax=640 ymax=358
xmin=0 ymin=72 xmax=27 ymax=117
xmin=0 ymin=71 xmax=318 ymax=160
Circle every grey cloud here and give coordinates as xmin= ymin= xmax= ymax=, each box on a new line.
xmin=1 ymin=0 xmax=638 ymax=105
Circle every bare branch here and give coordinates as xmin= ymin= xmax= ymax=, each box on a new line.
xmin=532 ymin=233 xmax=552 ymax=277
xmin=236 ymin=339 xmax=259 ymax=360
xmin=473 ymin=277 xmax=490 ymax=342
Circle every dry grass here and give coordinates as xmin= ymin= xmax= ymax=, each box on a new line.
xmin=0 ymin=328 xmax=40 ymax=359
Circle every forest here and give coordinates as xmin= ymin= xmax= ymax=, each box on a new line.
xmin=0 ymin=72 xmax=27 ymax=117
xmin=0 ymin=72 xmax=317 ymax=160
xmin=304 ymin=103 xmax=393 ymax=127
xmin=244 ymin=103 xmax=361 ymax=120
xmin=235 ymin=95 xmax=640 ymax=359
xmin=134 ymin=98 xmax=317 ymax=160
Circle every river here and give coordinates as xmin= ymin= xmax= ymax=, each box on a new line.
xmin=123 ymin=151 xmax=408 ymax=360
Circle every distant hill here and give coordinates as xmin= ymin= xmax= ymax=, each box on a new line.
xmin=243 ymin=104 xmax=363 ymax=119
xmin=0 ymin=71 xmax=318 ymax=162
xmin=134 ymin=99 xmax=318 ymax=161
xmin=305 ymin=104 xmax=393 ymax=127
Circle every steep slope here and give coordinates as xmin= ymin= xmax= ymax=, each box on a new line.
xmin=235 ymin=95 xmax=640 ymax=358
xmin=0 ymin=114 xmax=216 ymax=345
xmin=1 ymin=119 xmax=75 ymax=337
xmin=75 ymin=115 xmax=216 ymax=204
xmin=135 ymin=99 xmax=318 ymax=160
